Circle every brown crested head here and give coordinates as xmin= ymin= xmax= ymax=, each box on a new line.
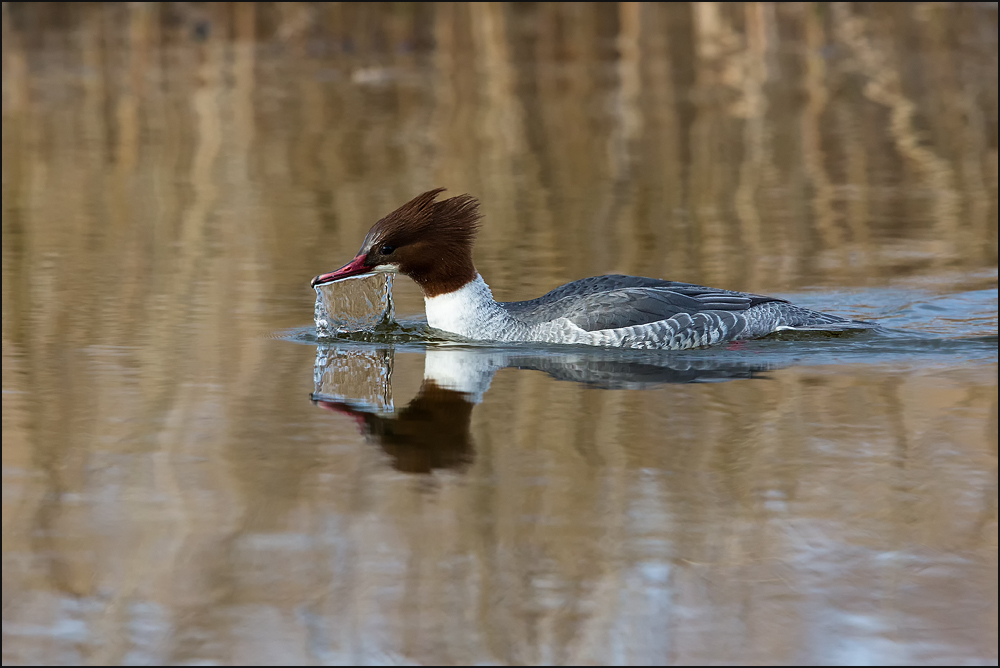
xmin=311 ymin=188 xmax=481 ymax=297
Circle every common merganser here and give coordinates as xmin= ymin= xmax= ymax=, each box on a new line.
xmin=311 ymin=189 xmax=876 ymax=349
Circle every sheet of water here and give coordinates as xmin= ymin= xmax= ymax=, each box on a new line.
xmin=313 ymin=273 xmax=395 ymax=337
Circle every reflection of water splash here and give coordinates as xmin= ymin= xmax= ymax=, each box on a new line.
xmin=313 ymin=346 xmax=393 ymax=412
xmin=314 ymin=273 xmax=395 ymax=337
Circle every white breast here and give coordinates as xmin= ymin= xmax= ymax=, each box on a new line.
xmin=423 ymin=275 xmax=514 ymax=339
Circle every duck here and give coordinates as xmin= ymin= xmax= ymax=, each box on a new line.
xmin=311 ymin=189 xmax=875 ymax=350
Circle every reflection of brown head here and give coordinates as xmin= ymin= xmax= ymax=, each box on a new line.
xmin=315 ymin=379 xmax=475 ymax=474
xmin=311 ymin=189 xmax=481 ymax=297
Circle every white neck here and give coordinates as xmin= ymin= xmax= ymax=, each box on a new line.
xmin=423 ymin=274 xmax=512 ymax=340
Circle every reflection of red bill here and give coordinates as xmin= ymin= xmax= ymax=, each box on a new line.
xmin=314 ymin=399 xmax=368 ymax=431
xmin=311 ymin=254 xmax=369 ymax=287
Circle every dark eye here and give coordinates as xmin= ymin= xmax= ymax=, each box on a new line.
xmin=379 ymin=244 xmax=395 ymax=255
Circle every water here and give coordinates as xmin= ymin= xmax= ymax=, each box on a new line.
xmin=3 ymin=3 xmax=998 ymax=665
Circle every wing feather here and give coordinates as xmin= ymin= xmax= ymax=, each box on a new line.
xmin=502 ymin=274 xmax=783 ymax=331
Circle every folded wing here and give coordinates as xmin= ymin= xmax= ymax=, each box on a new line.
xmin=503 ymin=274 xmax=784 ymax=332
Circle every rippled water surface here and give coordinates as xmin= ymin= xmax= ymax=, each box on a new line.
xmin=3 ymin=3 xmax=998 ymax=665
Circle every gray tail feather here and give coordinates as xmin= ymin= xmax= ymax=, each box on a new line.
xmin=779 ymin=319 xmax=878 ymax=332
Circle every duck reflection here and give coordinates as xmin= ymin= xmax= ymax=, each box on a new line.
xmin=312 ymin=345 xmax=774 ymax=474
xmin=315 ymin=381 xmax=475 ymax=473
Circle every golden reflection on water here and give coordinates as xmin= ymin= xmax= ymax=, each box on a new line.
xmin=2 ymin=3 xmax=998 ymax=665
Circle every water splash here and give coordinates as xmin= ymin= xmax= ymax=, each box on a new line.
xmin=314 ymin=273 xmax=395 ymax=338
